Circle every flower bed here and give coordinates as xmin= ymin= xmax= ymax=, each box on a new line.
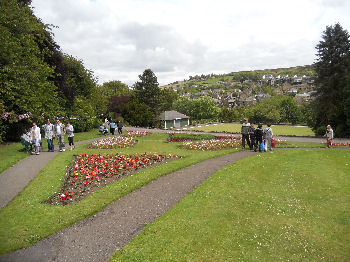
xmin=183 ymin=137 xmax=241 ymax=151
xmin=124 ymin=130 xmax=151 ymax=137
xmin=88 ymin=136 xmax=135 ymax=149
xmin=320 ymin=142 xmax=350 ymax=147
xmin=183 ymin=137 xmax=287 ymax=150
xmin=167 ymin=133 xmax=215 ymax=142
xmin=46 ymin=153 xmax=178 ymax=205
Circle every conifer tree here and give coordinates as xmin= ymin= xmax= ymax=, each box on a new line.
xmin=312 ymin=23 xmax=350 ymax=137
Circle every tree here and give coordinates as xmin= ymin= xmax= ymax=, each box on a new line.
xmin=0 ymin=0 xmax=61 ymax=141
xmin=120 ymin=97 xmax=154 ymax=127
xmin=173 ymin=96 xmax=219 ymax=121
xmin=133 ymin=69 xmax=161 ymax=114
xmin=159 ymin=88 xmax=179 ymax=112
xmin=312 ymin=23 xmax=350 ymax=136
xmin=102 ymin=80 xmax=131 ymax=97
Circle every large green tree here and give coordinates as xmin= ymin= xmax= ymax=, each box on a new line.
xmin=312 ymin=23 xmax=350 ymax=136
xmin=0 ymin=0 xmax=61 ymax=141
xmin=173 ymin=96 xmax=219 ymax=121
xmin=133 ymin=69 xmax=161 ymax=114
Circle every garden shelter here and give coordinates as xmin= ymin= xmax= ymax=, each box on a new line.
xmin=159 ymin=110 xmax=190 ymax=129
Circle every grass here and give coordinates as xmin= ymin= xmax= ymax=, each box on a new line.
xmin=0 ymin=129 xmax=102 ymax=175
xmin=0 ymin=133 xmax=241 ymax=254
xmin=111 ymin=149 xmax=350 ymax=261
xmin=190 ymin=123 xmax=315 ymax=137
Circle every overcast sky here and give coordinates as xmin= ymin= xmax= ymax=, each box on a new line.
xmin=31 ymin=0 xmax=350 ymax=86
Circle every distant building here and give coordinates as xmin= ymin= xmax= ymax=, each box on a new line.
xmin=159 ymin=111 xmax=190 ymax=129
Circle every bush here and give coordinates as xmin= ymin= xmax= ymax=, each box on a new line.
xmin=315 ymin=126 xmax=326 ymax=137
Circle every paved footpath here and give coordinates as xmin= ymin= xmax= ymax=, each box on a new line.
xmin=1 ymin=128 xmax=349 ymax=261
xmin=0 ymin=137 xmax=101 ymax=209
xmin=0 ymin=150 xmax=256 ymax=262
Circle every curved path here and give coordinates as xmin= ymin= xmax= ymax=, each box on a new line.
xmin=0 ymin=150 xmax=255 ymax=262
xmin=1 ymin=128 xmax=349 ymax=261
xmin=0 ymin=137 xmax=101 ymax=209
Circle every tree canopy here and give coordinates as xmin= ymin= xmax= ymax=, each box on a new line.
xmin=311 ymin=23 xmax=350 ymax=136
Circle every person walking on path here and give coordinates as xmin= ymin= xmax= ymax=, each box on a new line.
xmin=264 ymin=123 xmax=273 ymax=151
xmin=248 ymin=123 xmax=256 ymax=150
xmin=241 ymin=118 xmax=250 ymax=149
xmin=42 ymin=119 xmax=55 ymax=152
xmin=325 ymin=125 xmax=334 ymax=148
xmin=254 ymin=124 xmax=264 ymax=152
xmin=30 ymin=122 xmax=41 ymax=155
xmin=54 ymin=119 xmax=66 ymax=152
xmin=117 ymin=120 xmax=123 ymax=134
xmin=110 ymin=120 xmax=116 ymax=135
xmin=66 ymin=121 xmax=75 ymax=151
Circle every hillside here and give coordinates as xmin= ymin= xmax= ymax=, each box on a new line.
xmin=161 ymin=65 xmax=316 ymax=107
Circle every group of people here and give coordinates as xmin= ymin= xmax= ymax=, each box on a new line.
xmin=241 ymin=118 xmax=274 ymax=152
xmin=22 ymin=119 xmax=75 ymax=155
xmin=99 ymin=118 xmax=123 ymax=136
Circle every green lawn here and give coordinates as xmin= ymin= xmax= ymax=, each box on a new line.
xmin=0 ymin=133 xmax=241 ymax=254
xmin=190 ymin=123 xmax=315 ymax=137
xmin=0 ymin=129 xmax=102 ymax=175
xmin=111 ymin=149 xmax=350 ymax=261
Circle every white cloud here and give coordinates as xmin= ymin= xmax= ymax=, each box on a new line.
xmin=31 ymin=0 xmax=350 ymax=85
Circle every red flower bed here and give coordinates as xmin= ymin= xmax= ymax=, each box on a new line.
xmin=46 ymin=152 xmax=178 ymax=205
xmin=331 ymin=142 xmax=350 ymax=147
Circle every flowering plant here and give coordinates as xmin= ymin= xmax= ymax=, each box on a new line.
xmin=330 ymin=142 xmax=350 ymax=147
xmin=88 ymin=136 xmax=135 ymax=149
xmin=124 ymin=130 xmax=151 ymax=137
xmin=46 ymin=152 xmax=178 ymax=205
xmin=183 ymin=137 xmax=241 ymax=151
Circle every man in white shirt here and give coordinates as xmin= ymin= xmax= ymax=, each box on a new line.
xmin=54 ymin=119 xmax=66 ymax=152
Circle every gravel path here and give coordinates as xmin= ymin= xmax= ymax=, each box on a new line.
xmin=0 ymin=150 xmax=255 ymax=262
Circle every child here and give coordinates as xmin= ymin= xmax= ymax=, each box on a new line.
xmin=99 ymin=124 xmax=104 ymax=135
xmin=254 ymin=124 xmax=264 ymax=152
xmin=325 ymin=125 xmax=334 ymax=148
xmin=264 ymin=123 xmax=273 ymax=151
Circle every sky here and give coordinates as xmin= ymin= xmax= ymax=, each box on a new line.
xmin=31 ymin=0 xmax=350 ymax=86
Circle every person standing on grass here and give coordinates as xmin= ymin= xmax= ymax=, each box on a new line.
xmin=241 ymin=118 xmax=250 ymax=149
xmin=255 ymin=123 xmax=264 ymax=152
xmin=54 ymin=118 xmax=66 ymax=152
xmin=325 ymin=125 xmax=334 ymax=148
xmin=66 ymin=121 xmax=75 ymax=150
xmin=264 ymin=123 xmax=273 ymax=151
xmin=110 ymin=120 xmax=116 ymax=135
xmin=248 ymin=123 xmax=256 ymax=150
xmin=43 ymin=119 xmax=54 ymax=152
xmin=30 ymin=122 xmax=41 ymax=155
xmin=117 ymin=120 xmax=123 ymax=134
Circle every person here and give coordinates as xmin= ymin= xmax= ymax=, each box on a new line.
xmin=42 ymin=119 xmax=55 ymax=152
xmin=66 ymin=121 xmax=75 ymax=150
xmin=20 ymin=129 xmax=32 ymax=153
xmin=264 ymin=123 xmax=273 ymax=151
xmin=30 ymin=122 xmax=41 ymax=155
xmin=248 ymin=123 xmax=256 ymax=150
xmin=99 ymin=124 xmax=104 ymax=134
xmin=241 ymin=118 xmax=250 ymax=149
xmin=325 ymin=125 xmax=334 ymax=148
xmin=117 ymin=120 xmax=123 ymax=134
xmin=110 ymin=120 xmax=116 ymax=135
xmin=255 ymin=124 xmax=264 ymax=152
xmin=54 ymin=118 xmax=66 ymax=152
xmin=103 ymin=124 xmax=108 ymax=135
